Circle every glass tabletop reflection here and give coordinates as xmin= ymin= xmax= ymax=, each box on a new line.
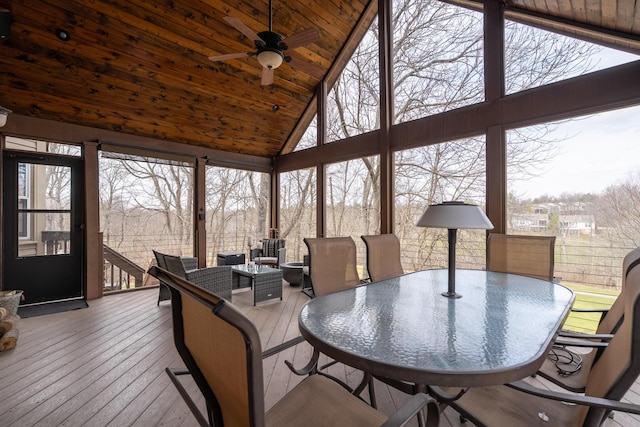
xmin=298 ymin=269 xmax=575 ymax=387
xmin=231 ymin=264 xmax=280 ymax=275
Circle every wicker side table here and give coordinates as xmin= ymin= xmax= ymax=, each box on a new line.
xmin=253 ymin=270 xmax=283 ymax=305
xmin=231 ymin=265 xmax=282 ymax=305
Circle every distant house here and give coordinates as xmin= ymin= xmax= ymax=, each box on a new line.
xmin=510 ymin=203 xmax=595 ymax=235
xmin=509 ymin=213 xmax=549 ymax=233
xmin=559 ymin=215 xmax=595 ymax=236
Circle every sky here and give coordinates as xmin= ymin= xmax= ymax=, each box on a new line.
xmin=509 ymin=50 xmax=640 ymax=199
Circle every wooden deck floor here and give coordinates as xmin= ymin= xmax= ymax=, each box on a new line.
xmin=1 ymin=283 xmax=639 ymax=426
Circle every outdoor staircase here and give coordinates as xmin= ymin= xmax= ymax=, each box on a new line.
xmin=103 ymin=245 xmax=145 ymax=291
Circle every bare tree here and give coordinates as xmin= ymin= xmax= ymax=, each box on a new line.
xmin=280 ymin=169 xmax=317 ymax=258
xmin=597 ymin=172 xmax=640 ymax=247
xmin=120 ymin=160 xmax=194 ymax=245
xmin=322 ymin=0 xmax=599 ymax=269
xmin=99 ymin=158 xmax=132 ymax=249
xmin=205 ymin=167 xmax=268 ymax=257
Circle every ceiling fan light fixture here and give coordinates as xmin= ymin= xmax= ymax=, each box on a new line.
xmin=257 ymin=48 xmax=284 ymax=69
xmin=0 ymin=106 xmax=12 ymax=127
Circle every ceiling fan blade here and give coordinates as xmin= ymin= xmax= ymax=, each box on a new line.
xmin=261 ymin=67 xmax=274 ymax=86
xmin=208 ymin=52 xmax=251 ymax=62
xmin=281 ymin=28 xmax=320 ymax=50
xmin=287 ymin=54 xmax=324 ymax=79
xmin=224 ymin=16 xmax=262 ymax=44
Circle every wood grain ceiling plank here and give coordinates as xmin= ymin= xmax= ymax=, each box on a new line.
xmin=543 ymin=0 xmax=560 ymax=17
xmin=272 ymin=2 xmax=350 ymax=42
xmin=584 ymin=0 xmax=602 ymax=25
xmin=52 ymin=0 xmax=268 ymax=83
xmin=600 ymin=0 xmax=617 ymax=28
xmin=11 ymin=2 xmax=314 ymax=112
xmin=0 ymin=56 xmax=299 ymax=136
xmin=0 ymin=59 xmax=290 ymax=157
xmin=103 ymin=0 xmax=335 ymax=75
xmin=31 ymin=0 xmax=319 ymax=97
xmin=15 ymin=2 xmax=328 ymax=92
xmin=324 ymin=0 xmax=368 ymax=23
xmin=204 ymin=0 xmax=350 ymax=53
xmin=615 ymin=0 xmax=636 ymax=32
xmin=519 ymin=0 xmax=544 ymax=13
xmin=0 ymin=84 xmax=289 ymax=153
xmin=569 ymin=0 xmax=587 ymax=22
xmin=2 ymin=21 xmax=308 ymax=127
xmin=554 ymin=0 xmax=574 ymax=18
xmin=96 ymin=0 xmax=237 ymax=57
xmin=10 ymin=2 xmax=258 ymax=93
xmin=1 ymin=0 xmax=371 ymax=158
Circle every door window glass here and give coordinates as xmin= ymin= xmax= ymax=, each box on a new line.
xmin=17 ymin=163 xmax=72 ymax=257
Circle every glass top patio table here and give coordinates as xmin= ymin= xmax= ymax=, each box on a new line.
xmin=298 ymin=269 xmax=575 ymax=387
xmin=231 ymin=264 xmax=280 ymax=276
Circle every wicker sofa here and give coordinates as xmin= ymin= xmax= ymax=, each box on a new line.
xmin=153 ymin=250 xmax=232 ymax=302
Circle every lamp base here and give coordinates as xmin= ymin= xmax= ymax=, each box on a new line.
xmin=441 ymin=291 xmax=462 ymax=299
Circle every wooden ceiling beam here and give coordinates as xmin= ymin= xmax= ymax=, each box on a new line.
xmin=281 ymin=0 xmax=378 ymax=153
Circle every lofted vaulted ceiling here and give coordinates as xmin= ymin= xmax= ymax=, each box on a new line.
xmin=0 ymin=0 xmax=373 ymax=158
xmin=0 ymin=0 xmax=638 ymax=159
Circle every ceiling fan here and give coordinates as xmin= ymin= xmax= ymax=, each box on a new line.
xmin=208 ymin=0 xmax=320 ymax=85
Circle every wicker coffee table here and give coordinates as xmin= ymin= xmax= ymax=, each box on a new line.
xmin=231 ymin=264 xmax=282 ymax=305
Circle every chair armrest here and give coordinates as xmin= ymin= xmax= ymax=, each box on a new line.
xmin=554 ymin=336 xmax=611 ymax=348
xmin=557 ymin=331 xmax=614 ymax=341
xmin=571 ymin=307 xmax=609 ymax=313
xmin=262 ymin=336 xmax=305 ymax=359
xmin=380 ymin=393 xmax=440 ymax=427
xmin=506 ymin=380 xmax=640 ymax=415
xmin=570 ymin=306 xmax=610 ymax=325
xmin=184 ymin=266 xmax=232 ymax=299
xmin=250 ymin=248 xmax=262 ymax=261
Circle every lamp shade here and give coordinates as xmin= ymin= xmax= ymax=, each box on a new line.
xmin=257 ymin=48 xmax=284 ymax=69
xmin=417 ymin=201 xmax=494 ymax=230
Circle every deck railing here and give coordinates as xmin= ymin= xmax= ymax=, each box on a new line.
xmin=103 ymin=245 xmax=145 ymax=292
xmin=101 ymin=231 xmax=634 ymax=292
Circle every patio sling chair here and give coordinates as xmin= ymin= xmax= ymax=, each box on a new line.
xmin=303 ymin=236 xmax=361 ymax=297
xmin=361 ymin=234 xmax=404 ymax=282
xmin=153 ymin=250 xmax=198 ymax=305
xmin=163 ymin=253 xmax=233 ymax=301
xmin=147 ymin=266 xmax=440 ymax=427
xmin=535 ymin=246 xmax=640 ymax=393
xmin=430 ymin=260 xmax=640 ymax=427
xmin=563 ymin=246 xmax=640 ymax=335
xmin=297 ymin=237 xmax=380 ymax=402
xmin=251 ymin=238 xmax=285 ymax=267
xmin=486 ymin=233 xmax=557 ymax=281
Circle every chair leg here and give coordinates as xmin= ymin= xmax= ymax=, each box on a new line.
xmin=368 ymin=375 xmax=377 ymax=408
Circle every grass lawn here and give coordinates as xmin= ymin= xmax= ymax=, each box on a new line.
xmin=560 ymin=281 xmax=618 ymax=333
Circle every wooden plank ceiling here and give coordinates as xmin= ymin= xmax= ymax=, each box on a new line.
xmin=0 ymin=0 xmax=638 ymax=158
xmin=457 ymin=0 xmax=640 ymax=52
xmin=0 ymin=0 xmax=370 ymax=158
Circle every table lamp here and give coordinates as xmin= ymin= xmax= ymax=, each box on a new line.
xmin=417 ymin=201 xmax=493 ymax=298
